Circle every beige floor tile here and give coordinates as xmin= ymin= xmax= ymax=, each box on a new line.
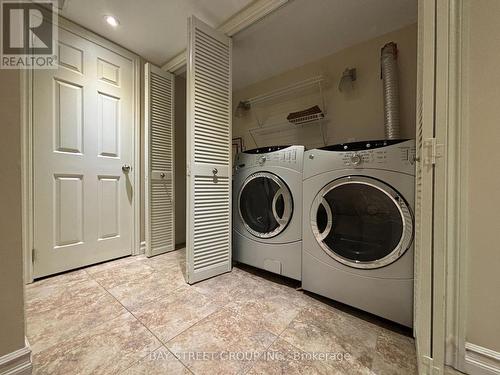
xmin=84 ymin=255 xmax=147 ymax=275
xmin=144 ymin=249 xmax=186 ymax=272
xmin=27 ymin=281 xmax=126 ymax=354
xmin=371 ymin=329 xmax=417 ymax=375
xmin=107 ymin=268 xmax=186 ymax=310
xmin=132 ymin=285 xmax=224 ymax=343
xmin=26 ymin=276 xmax=99 ymax=315
xmin=33 ymin=313 xmax=161 ymax=375
xmin=167 ymin=307 xmax=277 ymax=375
xmin=190 ymin=269 xmax=252 ymax=303
xmin=25 ymin=270 xmax=90 ymax=304
xmin=26 ymin=254 xmax=416 ymax=375
xmin=89 ymin=259 xmax=156 ymax=289
xmin=248 ymin=338 xmax=334 ymax=375
xmin=224 ymin=290 xmax=305 ymax=336
xmin=124 ymin=347 xmax=191 ymax=375
xmin=280 ymin=305 xmax=379 ymax=373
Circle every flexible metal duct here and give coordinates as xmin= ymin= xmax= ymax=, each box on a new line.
xmin=381 ymin=42 xmax=401 ymax=140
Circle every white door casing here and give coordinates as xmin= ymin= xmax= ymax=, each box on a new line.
xmin=414 ymin=0 xmax=437 ymax=372
xmin=186 ymin=16 xmax=232 ymax=284
xmin=145 ymin=63 xmax=175 ymax=257
xmin=33 ymin=27 xmax=135 ymax=278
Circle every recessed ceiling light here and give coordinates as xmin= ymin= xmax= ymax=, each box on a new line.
xmin=104 ymin=15 xmax=120 ymax=27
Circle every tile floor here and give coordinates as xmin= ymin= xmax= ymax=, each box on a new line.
xmin=25 ymin=249 xmax=417 ymax=374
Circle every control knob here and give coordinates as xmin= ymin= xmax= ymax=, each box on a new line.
xmin=351 ymin=153 xmax=362 ymax=166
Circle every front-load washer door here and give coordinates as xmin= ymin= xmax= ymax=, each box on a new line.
xmin=238 ymin=172 xmax=293 ymax=239
xmin=310 ymin=176 xmax=413 ymax=269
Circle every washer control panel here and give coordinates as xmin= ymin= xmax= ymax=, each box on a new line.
xmin=235 ymin=145 xmax=304 ymax=172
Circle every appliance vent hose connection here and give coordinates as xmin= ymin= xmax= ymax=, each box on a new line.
xmin=381 ymin=42 xmax=401 ymax=140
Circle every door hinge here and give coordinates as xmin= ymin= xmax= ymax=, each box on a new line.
xmin=186 ymin=163 xmax=191 ymax=176
xmin=32 ymin=248 xmax=36 ymax=264
xmin=423 ymin=138 xmax=445 ymax=165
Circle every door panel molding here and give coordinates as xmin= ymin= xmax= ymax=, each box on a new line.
xmin=21 ymin=16 xmax=141 ymax=282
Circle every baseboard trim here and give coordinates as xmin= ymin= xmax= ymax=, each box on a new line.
xmin=464 ymin=342 xmax=500 ymax=375
xmin=0 ymin=340 xmax=32 ymax=375
xmin=140 ymin=241 xmax=146 ymax=254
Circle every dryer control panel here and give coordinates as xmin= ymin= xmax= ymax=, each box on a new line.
xmin=340 ymin=146 xmax=416 ymax=168
xmin=234 ymin=145 xmax=305 ymax=173
xmin=304 ymin=139 xmax=416 ymax=179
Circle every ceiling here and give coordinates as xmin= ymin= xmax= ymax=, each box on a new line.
xmin=59 ymin=0 xmax=254 ymax=66
xmin=232 ymin=0 xmax=417 ymax=90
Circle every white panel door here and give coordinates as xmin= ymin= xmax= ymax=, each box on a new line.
xmin=145 ymin=63 xmax=175 ymax=257
xmin=186 ymin=16 xmax=232 ymax=284
xmin=33 ymin=28 xmax=135 ymax=278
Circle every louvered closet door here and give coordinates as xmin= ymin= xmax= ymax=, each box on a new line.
xmin=145 ymin=63 xmax=175 ymax=256
xmin=186 ymin=16 xmax=232 ymax=284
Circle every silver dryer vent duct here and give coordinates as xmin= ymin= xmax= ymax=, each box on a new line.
xmin=381 ymin=42 xmax=401 ymax=140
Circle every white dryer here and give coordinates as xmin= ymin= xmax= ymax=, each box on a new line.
xmin=302 ymin=139 xmax=416 ymax=327
xmin=233 ymin=145 xmax=304 ymax=280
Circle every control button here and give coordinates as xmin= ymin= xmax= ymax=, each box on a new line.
xmin=309 ymin=154 xmax=314 ymax=159
xmin=351 ymin=153 xmax=362 ymax=166
xmin=259 ymin=156 xmax=266 ymax=164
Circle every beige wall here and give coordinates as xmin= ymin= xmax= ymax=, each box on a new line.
xmin=0 ymin=70 xmax=27 ymax=356
xmin=464 ymin=0 xmax=500 ymax=352
xmin=174 ymin=75 xmax=187 ymax=245
xmin=233 ymin=24 xmax=417 ymax=149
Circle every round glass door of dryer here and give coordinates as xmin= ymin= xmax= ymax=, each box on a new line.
xmin=238 ymin=172 xmax=293 ymax=239
xmin=310 ymin=176 xmax=413 ymax=269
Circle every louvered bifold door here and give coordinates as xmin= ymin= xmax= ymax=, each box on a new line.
xmin=186 ymin=16 xmax=232 ymax=284
xmin=145 ymin=63 xmax=175 ymax=257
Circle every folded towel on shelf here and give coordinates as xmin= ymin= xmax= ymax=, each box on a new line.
xmin=287 ymin=105 xmax=324 ymax=124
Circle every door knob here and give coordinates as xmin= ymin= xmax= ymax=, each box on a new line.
xmin=122 ymin=164 xmax=131 ymax=173
xmin=212 ymin=168 xmax=218 ymax=175
xmin=160 ymin=172 xmax=166 ymax=178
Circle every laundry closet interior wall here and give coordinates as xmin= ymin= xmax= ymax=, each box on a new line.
xmin=174 ymin=74 xmax=187 ymax=245
xmin=232 ymin=24 xmax=417 ymax=149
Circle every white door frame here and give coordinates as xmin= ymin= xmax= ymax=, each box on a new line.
xmin=441 ymin=1 xmax=494 ymax=373
xmin=427 ymin=0 xmax=487 ymax=373
xmin=21 ymin=15 xmax=141 ymax=283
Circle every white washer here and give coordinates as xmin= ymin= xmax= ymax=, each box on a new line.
xmin=233 ymin=145 xmax=304 ymax=280
xmin=302 ymin=139 xmax=416 ymax=327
